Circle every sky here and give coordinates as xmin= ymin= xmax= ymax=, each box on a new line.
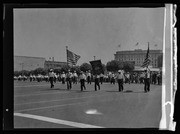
xmin=14 ymin=8 xmax=164 ymax=65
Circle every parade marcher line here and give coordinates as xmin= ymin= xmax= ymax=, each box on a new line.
xmin=15 ymin=94 xmax=110 ymax=106
xmin=14 ymin=112 xmax=104 ymax=128
xmin=14 ymin=96 xmax=117 ymax=113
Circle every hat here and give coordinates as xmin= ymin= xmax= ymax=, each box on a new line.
xmin=118 ymin=70 xmax=121 ymax=73
xmin=50 ymin=69 xmax=53 ymax=71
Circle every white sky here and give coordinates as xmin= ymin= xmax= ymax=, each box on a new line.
xmin=14 ymin=8 xmax=164 ymax=65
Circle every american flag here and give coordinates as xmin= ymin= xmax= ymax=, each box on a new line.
xmin=141 ymin=44 xmax=151 ymax=68
xmin=66 ymin=49 xmax=81 ymax=66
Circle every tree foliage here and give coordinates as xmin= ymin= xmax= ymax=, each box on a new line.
xmin=106 ymin=60 xmax=123 ymax=72
xmin=123 ymin=61 xmax=134 ymax=72
xmin=80 ymin=63 xmax=92 ymax=72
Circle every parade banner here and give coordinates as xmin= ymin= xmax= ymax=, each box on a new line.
xmin=89 ymin=60 xmax=104 ymax=75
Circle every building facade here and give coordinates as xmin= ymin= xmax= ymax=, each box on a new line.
xmin=114 ymin=49 xmax=163 ymax=68
xmin=14 ymin=56 xmax=67 ymax=71
xmin=14 ymin=56 xmax=46 ymax=71
xmin=44 ymin=61 xmax=67 ymax=70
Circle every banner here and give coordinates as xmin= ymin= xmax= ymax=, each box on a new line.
xmin=89 ymin=60 xmax=104 ymax=75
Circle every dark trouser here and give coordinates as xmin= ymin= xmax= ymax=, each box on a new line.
xmin=157 ymin=77 xmax=160 ymax=85
xmin=95 ymin=80 xmax=100 ymax=91
xmin=100 ymin=77 xmax=103 ymax=84
xmin=111 ymin=78 xmax=115 ymax=84
xmin=49 ymin=77 xmax=54 ymax=88
xmin=118 ymin=79 xmax=123 ymax=91
xmin=66 ymin=78 xmax=72 ymax=90
xmin=80 ymin=79 xmax=86 ymax=91
xmin=62 ymin=78 xmax=65 ymax=84
xmin=87 ymin=76 xmax=91 ymax=84
xmin=30 ymin=77 xmax=32 ymax=82
xmin=144 ymin=78 xmax=150 ymax=92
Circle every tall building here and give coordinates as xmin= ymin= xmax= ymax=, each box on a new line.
xmin=14 ymin=56 xmax=45 ymax=71
xmin=114 ymin=49 xmax=163 ymax=68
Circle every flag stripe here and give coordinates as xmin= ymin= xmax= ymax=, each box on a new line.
xmin=141 ymin=44 xmax=151 ymax=68
xmin=67 ymin=49 xmax=80 ymax=66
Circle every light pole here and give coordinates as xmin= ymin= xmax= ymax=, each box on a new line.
xmin=94 ymin=56 xmax=96 ymax=61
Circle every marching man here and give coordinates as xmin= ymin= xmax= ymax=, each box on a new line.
xmin=117 ymin=70 xmax=125 ymax=92
xmin=79 ymin=71 xmax=86 ymax=91
xmin=49 ymin=69 xmax=55 ymax=88
xmin=144 ymin=67 xmax=151 ymax=92
xmin=66 ymin=70 xmax=73 ymax=90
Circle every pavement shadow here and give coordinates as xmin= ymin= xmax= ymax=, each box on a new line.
xmin=42 ymin=88 xmax=68 ymax=91
xmin=75 ymin=90 xmax=94 ymax=93
xmin=123 ymin=90 xmax=145 ymax=93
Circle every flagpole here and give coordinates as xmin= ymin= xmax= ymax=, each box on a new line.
xmin=147 ymin=42 xmax=149 ymax=69
xmin=66 ymin=46 xmax=68 ymax=66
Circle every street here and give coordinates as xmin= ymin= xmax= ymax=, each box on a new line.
xmin=14 ymin=81 xmax=162 ymax=128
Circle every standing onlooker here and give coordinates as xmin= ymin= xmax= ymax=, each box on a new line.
xmin=49 ymin=69 xmax=55 ymax=88
xmin=117 ymin=70 xmax=125 ymax=92
xmin=94 ymin=74 xmax=100 ymax=91
xmin=61 ymin=72 xmax=66 ymax=84
xmin=79 ymin=71 xmax=86 ymax=91
xmin=100 ymin=73 xmax=104 ymax=84
xmin=157 ymin=71 xmax=161 ymax=85
xmin=110 ymin=73 xmax=115 ymax=84
xmin=72 ymin=71 xmax=78 ymax=84
xmin=87 ymin=70 xmax=91 ymax=84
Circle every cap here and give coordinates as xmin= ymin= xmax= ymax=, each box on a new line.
xmin=118 ymin=70 xmax=121 ymax=73
xmin=50 ymin=69 xmax=53 ymax=71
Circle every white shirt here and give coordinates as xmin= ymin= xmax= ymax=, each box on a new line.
xmin=145 ymin=70 xmax=150 ymax=78
xmin=61 ymin=73 xmax=66 ymax=78
xmin=73 ymin=73 xmax=78 ymax=77
xmin=49 ymin=72 xmax=55 ymax=77
xmin=87 ymin=72 xmax=91 ymax=77
xmin=117 ymin=73 xmax=124 ymax=79
xmin=79 ymin=74 xmax=86 ymax=80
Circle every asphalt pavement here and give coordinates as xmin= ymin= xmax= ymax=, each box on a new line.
xmin=14 ymin=81 xmax=162 ymax=128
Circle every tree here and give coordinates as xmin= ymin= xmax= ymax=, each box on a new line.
xmin=32 ymin=68 xmax=46 ymax=75
xmin=106 ymin=60 xmax=123 ymax=72
xmin=70 ymin=66 xmax=81 ymax=74
xmin=54 ymin=68 xmax=61 ymax=74
xmin=102 ymin=64 xmax=106 ymax=73
xmin=60 ymin=64 xmax=70 ymax=73
xmin=80 ymin=63 xmax=92 ymax=72
xmin=123 ymin=61 xmax=134 ymax=72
